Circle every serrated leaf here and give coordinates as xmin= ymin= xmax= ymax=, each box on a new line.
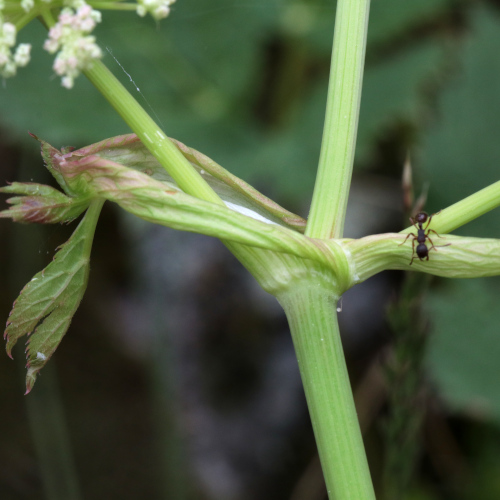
xmin=0 ymin=182 xmax=91 ymax=223
xmin=4 ymin=201 xmax=102 ymax=393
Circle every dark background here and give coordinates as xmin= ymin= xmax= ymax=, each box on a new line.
xmin=2 ymin=1 xmax=500 ymax=498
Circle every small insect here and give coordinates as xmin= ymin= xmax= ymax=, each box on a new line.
xmin=399 ymin=211 xmax=450 ymax=265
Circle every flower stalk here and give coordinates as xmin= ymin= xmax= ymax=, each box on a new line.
xmin=83 ymin=60 xmax=223 ymax=205
xmin=305 ymin=0 xmax=371 ymax=239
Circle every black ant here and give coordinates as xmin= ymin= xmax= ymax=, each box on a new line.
xmin=399 ymin=211 xmax=450 ymax=265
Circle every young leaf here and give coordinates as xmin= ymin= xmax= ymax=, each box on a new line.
xmin=4 ymin=201 xmax=103 ymax=393
xmin=60 ymin=134 xmax=307 ymax=232
xmin=0 ymin=182 xmax=91 ymax=223
xmin=39 ymin=138 xmax=337 ymax=266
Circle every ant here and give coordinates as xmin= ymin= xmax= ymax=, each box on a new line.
xmin=399 ymin=211 xmax=450 ymax=265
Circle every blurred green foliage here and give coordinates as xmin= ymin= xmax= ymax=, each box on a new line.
xmin=421 ymin=7 xmax=500 ymax=436
xmin=427 ymin=278 xmax=500 ymax=422
xmin=0 ymin=0 xmax=455 ymax=201
xmin=3 ymin=0 xmax=500 ymax=498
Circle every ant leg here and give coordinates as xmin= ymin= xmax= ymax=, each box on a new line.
xmin=428 ymin=228 xmax=445 ymax=238
xmin=399 ymin=232 xmax=414 ymax=246
xmin=427 ymin=235 xmax=451 ymax=251
xmin=425 ymin=214 xmax=433 ymax=230
xmin=426 ymin=235 xmax=438 ymax=251
xmin=409 ymin=237 xmax=416 ymax=265
xmin=425 ymin=211 xmax=446 ymax=237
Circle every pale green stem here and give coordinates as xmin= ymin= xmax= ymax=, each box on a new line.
xmin=24 ymin=364 xmax=82 ymax=500
xmin=401 ymin=180 xmax=500 ymax=235
xmin=38 ymin=2 xmax=216 ymax=205
xmin=82 ymin=198 xmax=105 ymax=253
xmin=38 ymin=11 xmax=220 ymax=204
xmin=83 ymin=61 xmax=223 ymax=204
xmin=278 ymin=284 xmax=376 ymax=500
xmin=305 ymin=0 xmax=370 ymax=239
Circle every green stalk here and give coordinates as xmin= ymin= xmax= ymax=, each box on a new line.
xmin=84 ymin=61 xmax=222 ymax=204
xmin=39 ymin=10 xmax=218 ymax=204
xmin=400 ymin=180 xmax=500 ymax=235
xmin=24 ymin=363 xmax=82 ymax=500
xmin=89 ymin=2 xmax=138 ymax=11
xmin=278 ymin=284 xmax=375 ymax=500
xmin=305 ymin=0 xmax=371 ymax=239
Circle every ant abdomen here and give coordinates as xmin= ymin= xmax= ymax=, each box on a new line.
xmin=416 ymin=243 xmax=428 ymax=259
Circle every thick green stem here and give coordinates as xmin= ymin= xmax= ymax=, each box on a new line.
xmin=278 ymin=284 xmax=375 ymax=500
xmin=306 ymin=0 xmax=370 ymax=239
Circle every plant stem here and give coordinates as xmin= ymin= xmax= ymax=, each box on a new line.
xmin=305 ymin=0 xmax=370 ymax=239
xmin=23 ymin=362 xmax=83 ymax=500
xmin=383 ymin=272 xmax=429 ymax=499
xmin=400 ymin=180 xmax=500 ymax=235
xmin=278 ymin=284 xmax=376 ymax=500
xmin=89 ymin=2 xmax=137 ymax=11
xmin=38 ymin=11 xmax=220 ymax=203
xmin=83 ymin=61 xmax=223 ymax=205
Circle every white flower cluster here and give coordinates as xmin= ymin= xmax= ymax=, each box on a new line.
xmin=44 ymin=2 xmax=102 ymax=88
xmin=21 ymin=0 xmax=35 ymax=12
xmin=136 ymin=0 xmax=176 ymax=21
xmin=1 ymin=0 xmax=178 ymax=86
xmin=0 ymin=7 xmax=31 ymax=79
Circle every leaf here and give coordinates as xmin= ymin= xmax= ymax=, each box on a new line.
xmin=0 ymin=182 xmax=91 ymax=223
xmin=357 ymin=39 xmax=448 ymax=163
xmin=30 ymin=136 xmax=338 ymax=268
xmin=40 ymin=134 xmax=307 ymax=231
xmin=368 ymin=0 xmax=451 ymax=47
xmin=4 ymin=201 xmax=102 ymax=393
xmin=426 ymin=278 xmax=500 ymax=424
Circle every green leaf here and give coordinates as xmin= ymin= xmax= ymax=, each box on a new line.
xmin=0 ymin=182 xmax=91 ymax=223
xmin=426 ymin=278 xmax=500 ymax=424
xmin=368 ymin=0 xmax=451 ymax=46
xmin=4 ymin=201 xmax=103 ymax=393
xmin=357 ymin=39 xmax=447 ymax=163
xmin=32 ymin=136 xmax=339 ymax=269
xmin=40 ymin=134 xmax=307 ymax=231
